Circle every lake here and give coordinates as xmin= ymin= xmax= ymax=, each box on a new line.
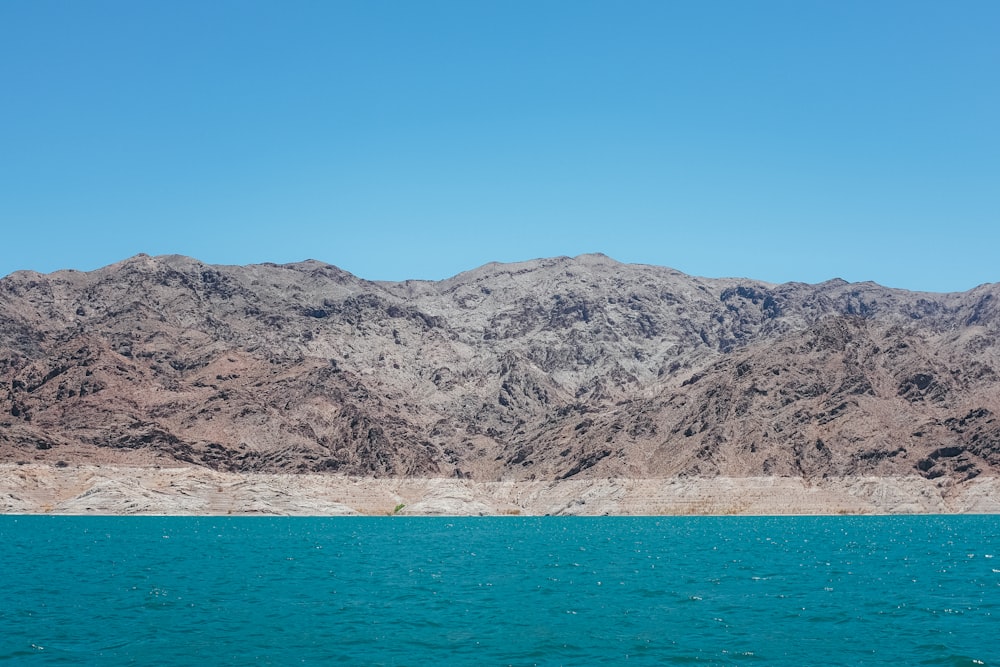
xmin=1 ymin=515 xmax=997 ymax=665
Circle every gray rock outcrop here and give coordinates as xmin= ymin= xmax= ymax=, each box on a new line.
xmin=1 ymin=253 xmax=997 ymax=486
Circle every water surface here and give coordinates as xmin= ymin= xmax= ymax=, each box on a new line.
xmin=1 ymin=516 xmax=997 ymax=665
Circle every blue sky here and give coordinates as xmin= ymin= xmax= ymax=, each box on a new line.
xmin=2 ymin=1 xmax=998 ymax=292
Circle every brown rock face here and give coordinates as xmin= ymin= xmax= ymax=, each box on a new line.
xmin=1 ymin=253 xmax=998 ymax=483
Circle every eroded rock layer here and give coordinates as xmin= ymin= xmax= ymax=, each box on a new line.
xmin=1 ymin=253 xmax=998 ymax=487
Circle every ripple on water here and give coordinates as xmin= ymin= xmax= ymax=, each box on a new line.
xmin=0 ymin=515 xmax=997 ymax=666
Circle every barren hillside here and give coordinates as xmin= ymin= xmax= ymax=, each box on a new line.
xmin=2 ymin=253 xmax=998 ymax=487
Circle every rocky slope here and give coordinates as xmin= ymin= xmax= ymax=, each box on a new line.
xmin=6 ymin=464 xmax=1000 ymax=516
xmin=1 ymin=253 xmax=998 ymax=488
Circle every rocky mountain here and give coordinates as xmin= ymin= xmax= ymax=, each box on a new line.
xmin=2 ymin=253 xmax=998 ymax=486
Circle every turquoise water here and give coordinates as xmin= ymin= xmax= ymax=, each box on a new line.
xmin=1 ymin=516 xmax=998 ymax=665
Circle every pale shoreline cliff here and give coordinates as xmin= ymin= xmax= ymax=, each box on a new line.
xmin=4 ymin=465 xmax=1000 ymax=516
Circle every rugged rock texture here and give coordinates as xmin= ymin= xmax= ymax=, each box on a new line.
xmin=6 ymin=464 xmax=1000 ymax=516
xmin=1 ymin=253 xmax=998 ymax=490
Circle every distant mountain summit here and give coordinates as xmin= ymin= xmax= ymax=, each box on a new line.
xmin=1 ymin=254 xmax=998 ymax=486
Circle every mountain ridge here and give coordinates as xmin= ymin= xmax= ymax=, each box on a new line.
xmin=2 ymin=254 xmax=997 ymax=489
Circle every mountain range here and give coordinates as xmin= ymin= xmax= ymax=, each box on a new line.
xmin=2 ymin=253 xmax=998 ymax=489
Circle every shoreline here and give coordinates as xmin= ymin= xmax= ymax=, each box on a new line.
xmin=2 ymin=463 xmax=999 ymax=516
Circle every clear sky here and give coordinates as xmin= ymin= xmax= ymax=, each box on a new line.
xmin=2 ymin=1 xmax=998 ymax=292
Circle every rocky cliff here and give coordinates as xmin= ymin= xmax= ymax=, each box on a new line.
xmin=2 ymin=253 xmax=998 ymax=487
